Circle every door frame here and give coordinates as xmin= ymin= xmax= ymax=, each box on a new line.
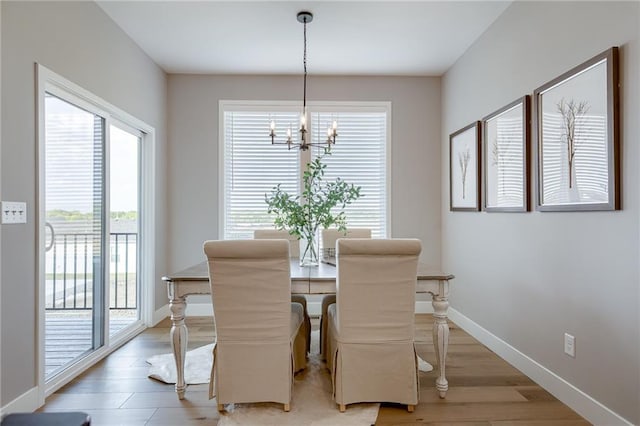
xmin=35 ymin=64 xmax=156 ymax=402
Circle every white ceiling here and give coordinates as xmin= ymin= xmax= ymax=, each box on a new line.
xmin=96 ymin=1 xmax=511 ymax=76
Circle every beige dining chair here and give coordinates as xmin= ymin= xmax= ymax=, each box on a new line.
xmin=254 ymin=229 xmax=310 ymax=353
xmin=204 ymin=239 xmax=307 ymax=412
xmin=319 ymin=228 xmax=372 ymax=360
xmin=254 ymin=229 xmax=300 ymax=258
xmin=321 ymin=228 xmax=372 ymax=260
xmin=326 ymin=238 xmax=421 ymax=413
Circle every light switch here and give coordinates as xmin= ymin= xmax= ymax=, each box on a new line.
xmin=1 ymin=201 xmax=27 ymax=224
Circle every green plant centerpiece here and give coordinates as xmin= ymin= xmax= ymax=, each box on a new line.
xmin=265 ymin=149 xmax=361 ymax=266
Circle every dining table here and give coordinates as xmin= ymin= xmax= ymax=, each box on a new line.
xmin=163 ymin=259 xmax=454 ymax=400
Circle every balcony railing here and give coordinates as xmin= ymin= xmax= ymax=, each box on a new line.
xmin=46 ymin=232 xmax=137 ymax=310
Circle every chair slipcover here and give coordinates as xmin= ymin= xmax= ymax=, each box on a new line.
xmin=204 ymin=239 xmax=307 ymax=410
xmin=254 ymin=229 xmax=311 ymax=353
xmin=326 ymin=238 xmax=421 ymax=410
xmin=319 ymin=228 xmax=372 ymax=359
xmin=254 ymin=229 xmax=300 ymax=258
xmin=320 ymin=228 xmax=372 ymax=260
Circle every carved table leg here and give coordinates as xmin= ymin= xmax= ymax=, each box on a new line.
xmin=169 ymin=289 xmax=188 ymax=400
xmin=432 ymin=283 xmax=450 ymax=398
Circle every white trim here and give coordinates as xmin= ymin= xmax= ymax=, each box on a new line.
xmin=449 ymin=308 xmax=633 ymax=426
xmin=153 ymin=304 xmax=171 ymax=326
xmin=384 ymin=103 xmax=392 ymax=237
xmin=220 ymin=100 xmax=391 ymax=113
xmin=103 ymin=123 xmax=112 ymax=348
xmin=35 ymin=63 xmax=156 ymax=401
xmin=140 ymin=128 xmax=156 ymax=327
xmin=35 ymin=63 xmax=48 ymax=408
xmin=217 ymin=101 xmax=225 ymax=239
xmin=0 ymin=387 xmax=40 ymax=416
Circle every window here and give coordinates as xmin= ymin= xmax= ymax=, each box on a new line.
xmin=221 ymin=102 xmax=390 ymax=240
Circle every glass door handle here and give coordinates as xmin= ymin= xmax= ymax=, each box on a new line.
xmin=45 ymin=221 xmax=55 ymax=252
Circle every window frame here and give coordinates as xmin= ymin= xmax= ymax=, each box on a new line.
xmin=218 ymin=100 xmax=392 ymax=240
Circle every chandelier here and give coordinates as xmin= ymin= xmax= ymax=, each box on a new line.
xmin=269 ymin=11 xmax=337 ymax=151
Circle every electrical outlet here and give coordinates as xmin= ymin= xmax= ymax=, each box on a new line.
xmin=1 ymin=201 xmax=27 ymax=224
xmin=564 ymin=333 xmax=575 ymax=357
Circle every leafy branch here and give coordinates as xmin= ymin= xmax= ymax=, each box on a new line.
xmin=265 ymin=149 xmax=361 ymax=260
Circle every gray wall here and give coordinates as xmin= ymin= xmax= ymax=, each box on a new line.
xmin=441 ymin=2 xmax=639 ymax=423
xmin=0 ymin=2 xmax=3 ymax=410
xmin=167 ymin=75 xmax=442 ymax=271
xmin=0 ymin=1 xmax=168 ymax=405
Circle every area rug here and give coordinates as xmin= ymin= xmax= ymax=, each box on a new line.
xmin=147 ymin=331 xmax=379 ymax=425
xmin=147 ymin=342 xmax=213 ymax=384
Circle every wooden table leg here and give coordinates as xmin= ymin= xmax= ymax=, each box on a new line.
xmin=432 ymin=281 xmax=450 ymax=398
xmin=168 ymin=286 xmax=188 ymax=400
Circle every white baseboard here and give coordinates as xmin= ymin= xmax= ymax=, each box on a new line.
xmin=153 ymin=304 xmax=171 ymax=325
xmin=0 ymin=386 xmax=39 ymax=416
xmin=448 ymin=308 xmax=632 ymax=426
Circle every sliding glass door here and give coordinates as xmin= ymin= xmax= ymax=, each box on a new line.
xmin=44 ymin=93 xmax=106 ymax=379
xmin=38 ymin=64 xmax=153 ymax=397
xmin=108 ymin=123 xmax=141 ymax=337
xmin=42 ymin=100 xmax=145 ymax=383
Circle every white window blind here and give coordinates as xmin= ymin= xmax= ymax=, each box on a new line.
xmin=223 ymin=110 xmax=300 ymax=240
xmin=311 ymin=111 xmax=388 ymax=239
xmin=222 ymin=104 xmax=389 ymax=241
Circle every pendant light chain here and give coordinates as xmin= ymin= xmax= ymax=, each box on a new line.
xmin=303 ymin=17 xmax=307 ymax=110
xmin=269 ymin=11 xmax=337 ymax=150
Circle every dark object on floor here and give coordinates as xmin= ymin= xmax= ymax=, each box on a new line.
xmin=1 ymin=412 xmax=91 ymax=426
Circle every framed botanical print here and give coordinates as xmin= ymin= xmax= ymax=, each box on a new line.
xmin=482 ymin=96 xmax=530 ymax=212
xmin=450 ymin=121 xmax=481 ymax=211
xmin=534 ymin=47 xmax=620 ymax=211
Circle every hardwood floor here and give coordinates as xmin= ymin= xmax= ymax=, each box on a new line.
xmin=376 ymin=316 xmax=590 ymax=425
xmin=40 ymin=314 xmax=590 ymax=425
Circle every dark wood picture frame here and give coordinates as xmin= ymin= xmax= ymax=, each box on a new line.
xmin=482 ymin=96 xmax=531 ymax=212
xmin=449 ymin=121 xmax=481 ymax=211
xmin=533 ymin=46 xmax=620 ymax=211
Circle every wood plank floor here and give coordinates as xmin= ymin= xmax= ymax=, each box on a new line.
xmin=40 ymin=314 xmax=591 ymax=425
xmin=375 ymin=316 xmax=590 ymax=425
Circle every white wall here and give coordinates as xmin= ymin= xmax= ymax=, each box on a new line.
xmin=0 ymin=1 xmax=168 ymax=407
xmin=442 ymin=2 xmax=639 ymax=424
xmin=167 ymin=75 xmax=442 ymax=272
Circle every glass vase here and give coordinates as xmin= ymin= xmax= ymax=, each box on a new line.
xmin=299 ymin=232 xmax=319 ymax=266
